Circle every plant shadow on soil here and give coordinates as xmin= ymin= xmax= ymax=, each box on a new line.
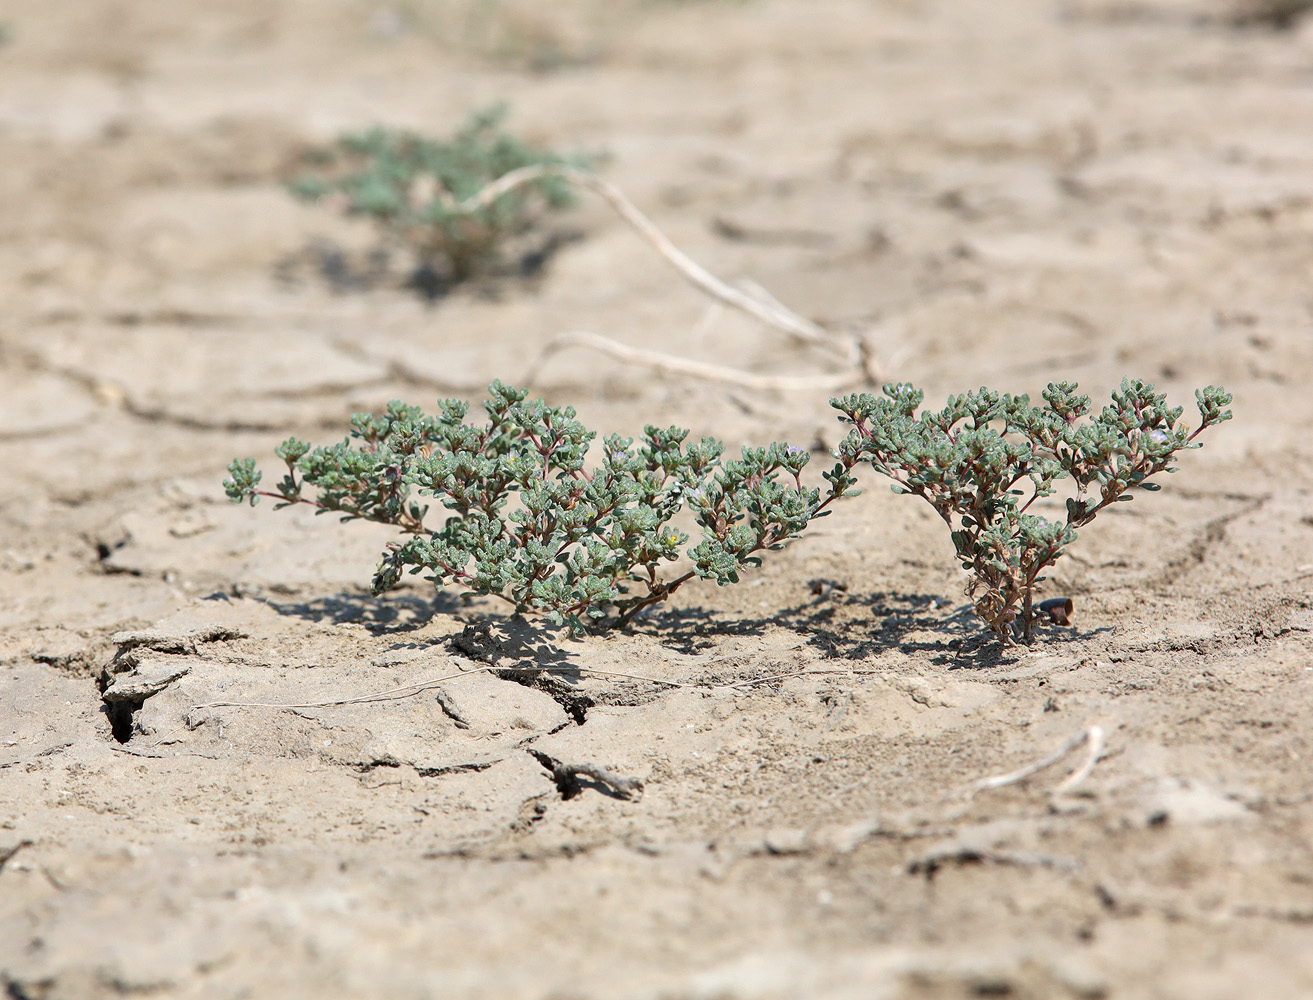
xmin=274 ymin=230 xmax=583 ymax=301
xmin=645 ymin=588 xmax=1093 ymax=669
xmin=250 ymin=585 xmax=1095 ymax=674
xmin=255 ymin=588 xmax=468 ymax=635
xmin=253 ymin=589 xmax=578 ymax=672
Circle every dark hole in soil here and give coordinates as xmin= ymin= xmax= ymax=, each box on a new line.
xmin=97 ymin=669 xmax=142 ymax=744
xmin=104 ymin=699 xmax=139 ymax=744
xmin=555 ymin=691 xmax=592 ymax=726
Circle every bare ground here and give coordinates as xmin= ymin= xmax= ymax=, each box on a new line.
xmin=3 ymin=1 xmax=1313 ymax=997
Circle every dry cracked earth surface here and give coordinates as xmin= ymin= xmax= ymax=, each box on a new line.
xmin=3 ymin=1 xmax=1313 ymax=997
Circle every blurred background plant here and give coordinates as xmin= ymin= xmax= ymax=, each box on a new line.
xmin=288 ymin=104 xmax=592 ymax=297
xmin=1230 ymin=0 xmax=1313 ymax=28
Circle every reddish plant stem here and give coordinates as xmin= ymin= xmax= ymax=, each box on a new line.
xmin=255 ymin=489 xmax=428 ymax=535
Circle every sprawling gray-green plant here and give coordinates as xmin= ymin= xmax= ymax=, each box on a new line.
xmin=288 ymin=104 xmax=583 ymax=283
xmin=226 ymin=382 xmax=858 ymax=632
xmin=831 ymin=379 xmax=1232 ymax=645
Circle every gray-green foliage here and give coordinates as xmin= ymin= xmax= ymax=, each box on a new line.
xmin=832 ymin=379 xmax=1232 ymax=646
xmin=288 ymin=105 xmax=583 ymax=282
xmin=226 ymin=382 xmax=853 ymax=633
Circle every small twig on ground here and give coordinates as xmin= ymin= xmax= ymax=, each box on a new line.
xmin=1052 ymin=725 xmax=1106 ymax=796
xmin=108 ymin=744 xmax=220 ymax=761
xmin=523 ymin=330 xmax=864 ymax=392
xmin=527 ymin=748 xmax=644 ymax=801
xmin=963 ymin=725 xmax=1106 ymax=799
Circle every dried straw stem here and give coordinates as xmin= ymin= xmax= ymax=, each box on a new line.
xmin=461 ymin=165 xmax=845 ymax=355
xmin=964 ymin=725 xmax=1106 ymax=799
xmin=523 ymin=330 xmax=865 ymax=392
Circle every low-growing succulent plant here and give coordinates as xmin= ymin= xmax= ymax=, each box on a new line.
xmin=288 ymin=104 xmax=585 ymax=286
xmin=831 ymin=379 xmax=1232 ymax=646
xmin=226 ymin=382 xmax=859 ymax=633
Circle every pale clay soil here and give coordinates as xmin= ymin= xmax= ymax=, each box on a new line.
xmin=3 ymin=1 xmax=1313 ymax=998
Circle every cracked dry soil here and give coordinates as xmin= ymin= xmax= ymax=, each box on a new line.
xmin=4 ymin=1 xmax=1313 ymax=997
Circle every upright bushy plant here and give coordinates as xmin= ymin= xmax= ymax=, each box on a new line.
xmin=831 ymin=379 xmax=1232 ymax=645
xmin=226 ymin=382 xmax=859 ymax=633
xmin=289 ymin=105 xmax=584 ymax=283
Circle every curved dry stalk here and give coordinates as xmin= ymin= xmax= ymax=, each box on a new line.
xmin=523 ymin=330 xmax=865 ymax=393
xmin=963 ymin=725 xmax=1106 ymax=799
xmin=459 ymin=164 xmax=862 ymax=367
xmin=1052 ymin=725 xmax=1106 ymax=796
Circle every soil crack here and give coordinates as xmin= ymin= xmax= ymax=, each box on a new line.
xmin=1146 ymin=496 xmax=1267 ymax=591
